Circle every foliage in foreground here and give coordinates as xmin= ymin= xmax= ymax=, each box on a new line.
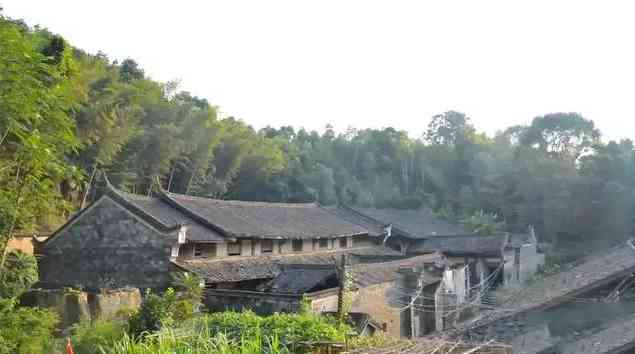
xmin=91 ymin=311 xmax=347 ymax=354
xmin=105 ymin=326 xmax=289 ymax=354
xmin=71 ymin=320 xmax=128 ymax=354
xmin=0 ymin=298 xmax=58 ymax=354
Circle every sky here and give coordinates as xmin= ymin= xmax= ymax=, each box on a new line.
xmin=2 ymin=0 xmax=635 ymax=141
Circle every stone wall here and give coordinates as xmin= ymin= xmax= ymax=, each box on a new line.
xmin=21 ymin=288 xmax=141 ymax=329
xmin=21 ymin=289 xmax=90 ymax=329
xmin=39 ymin=196 xmax=175 ymax=289
xmin=91 ymin=288 xmax=142 ymax=320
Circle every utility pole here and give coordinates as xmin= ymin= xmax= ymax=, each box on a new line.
xmin=337 ymin=254 xmax=348 ymax=321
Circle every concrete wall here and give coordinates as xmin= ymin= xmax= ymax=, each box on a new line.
xmin=504 ymin=244 xmax=545 ymax=286
xmin=39 ymin=196 xmax=174 ymax=289
xmin=310 ymin=290 xmax=339 ymax=313
xmin=519 ymin=244 xmax=545 ymax=283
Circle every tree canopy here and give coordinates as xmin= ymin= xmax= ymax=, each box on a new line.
xmin=1 ymin=12 xmax=634 ymax=263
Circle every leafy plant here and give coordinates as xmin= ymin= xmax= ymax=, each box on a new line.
xmin=0 ymin=250 xmax=38 ymax=299
xmin=71 ymin=319 xmax=127 ymax=354
xmin=460 ymin=209 xmax=505 ymax=235
xmin=127 ymin=288 xmax=178 ymax=338
xmin=0 ymin=298 xmax=58 ymax=354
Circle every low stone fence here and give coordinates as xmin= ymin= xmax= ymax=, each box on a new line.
xmin=21 ymin=287 xmax=141 ymax=329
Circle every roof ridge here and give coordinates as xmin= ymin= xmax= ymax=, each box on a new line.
xmin=102 ymin=175 xmax=180 ymax=232
xmin=342 ymin=204 xmax=416 ymax=238
xmin=351 ymin=253 xmax=441 ymax=268
xmin=166 ymin=192 xmax=318 ymax=207
xmin=158 ymin=190 xmax=235 ymax=240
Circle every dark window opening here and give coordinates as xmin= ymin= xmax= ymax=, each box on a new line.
xmin=228 ymin=241 xmax=241 ymax=256
xmin=262 ymin=239 xmax=273 ymax=253
xmin=292 ymin=239 xmax=303 ymax=252
xmin=339 ymin=237 xmax=348 ymax=248
xmin=178 ymin=244 xmax=193 ymax=258
xmin=319 ymin=238 xmax=328 ymax=249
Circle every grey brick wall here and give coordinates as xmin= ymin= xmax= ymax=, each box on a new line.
xmin=39 ymin=196 xmax=174 ymax=289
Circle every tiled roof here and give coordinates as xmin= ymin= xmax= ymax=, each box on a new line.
xmin=173 ymin=246 xmax=403 ymax=283
xmin=559 ymin=315 xmax=635 ymax=354
xmin=409 ymin=233 xmax=511 ymax=257
xmin=453 ymin=241 xmax=635 ymax=338
xmin=350 ymin=253 xmax=443 ymax=288
xmin=349 ymin=206 xmax=468 ymax=238
xmin=163 ymin=192 xmax=369 ymax=240
xmin=323 ymin=206 xmax=386 ymax=236
xmin=102 ymin=175 xmax=368 ymax=241
xmin=117 ymin=192 xmax=225 ymax=242
xmin=259 ymin=264 xmax=338 ymax=294
xmin=348 ymin=340 xmax=512 ymax=354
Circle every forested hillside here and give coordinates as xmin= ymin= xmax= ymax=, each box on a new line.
xmin=2 ymin=12 xmax=635 ymax=258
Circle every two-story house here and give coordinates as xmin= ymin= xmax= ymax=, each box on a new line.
xmin=38 ymin=175 xmax=391 ymax=290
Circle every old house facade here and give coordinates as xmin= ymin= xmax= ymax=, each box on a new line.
xmin=39 ymin=175 xmax=543 ymax=338
xmin=39 ymin=176 xmax=380 ymax=290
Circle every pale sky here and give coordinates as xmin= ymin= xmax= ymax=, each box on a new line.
xmin=2 ymin=1 xmax=635 ymax=141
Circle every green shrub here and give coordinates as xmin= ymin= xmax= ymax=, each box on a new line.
xmin=127 ymin=288 xmax=178 ymax=338
xmin=200 ymin=310 xmax=347 ymax=350
xmin=71 ymin=319 xmax=127 ymax=354
xmin=107 ymin=311 xmax=348 ymax=354
xmin=0 ymin=298 xmax=58 ymax=354
xmin=0 ymin=250 xmax=38 ymax=299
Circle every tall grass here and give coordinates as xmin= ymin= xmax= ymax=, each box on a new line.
xmin=100 ymin=311 xmax=346 ymax=354
xmin=103 ymin=326 xmax=289 ymax=354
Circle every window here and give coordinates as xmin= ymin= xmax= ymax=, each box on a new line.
xmin=339 ymin=237 xmax=348 ymax=248
xmin=319 ymin=238 xmax=328 ymax=249
xmin=261 ymin=239 xmax=273 ymax=253
xmin=292 ymin=239 xmax=303 ymax=252
xmin=193 ymin=243 xmax=217 ymax=258
xmin=278 ymin=240 xmax=287 ymax=253
xmin=178 ymin=244 xmax=193 ymax=258
xmin=228 ymin=241 xmax=241 ymax=256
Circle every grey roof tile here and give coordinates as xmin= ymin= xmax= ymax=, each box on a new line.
xmin=164 ymin=193 xmax=369 ymax=239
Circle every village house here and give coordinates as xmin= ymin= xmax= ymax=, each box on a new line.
xmin=331 ymin=205 xmax=544 ymax=288
xmin=38 ymin=175 xmax=388 ymax=290
xmin=37 ymin=173 xmax=544 ymax=338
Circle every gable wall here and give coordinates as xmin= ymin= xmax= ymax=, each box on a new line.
xmin=39 ymin=196 xmax=174 ymax=289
